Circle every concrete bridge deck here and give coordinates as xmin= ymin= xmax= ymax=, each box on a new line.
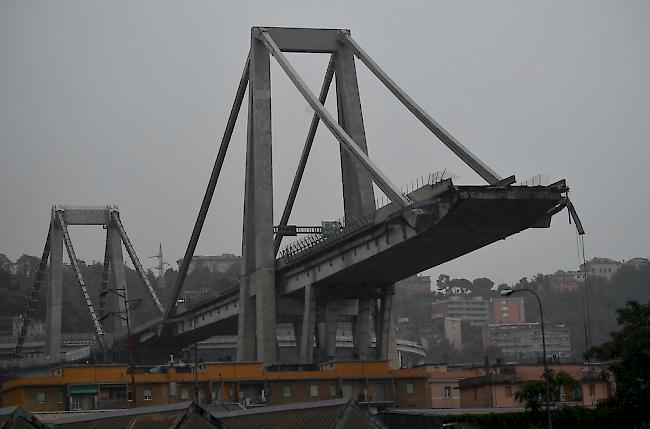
xmin=117 ymin=179 xmax=566 ymax=358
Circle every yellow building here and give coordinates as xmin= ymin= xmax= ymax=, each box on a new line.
xmin=2 ymin=361 xmax=430 ymax=412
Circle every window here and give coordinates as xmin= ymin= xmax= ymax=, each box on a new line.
xmin=36 ymin=392 xmax=46 ymax=404
xmin=143 ymin=389 xmax=152 ymax=401
xmin=283 ymin=385 xmax=292 ymax=397
xmin=505 ymin=385 xmax=512 ymax=398
xmin=180 ymin=388 xmax=189 ymax=400
xmin=330 ymin=385 xmax=337 ymax=397
xmin=57 ymin=392 xmax=64 ymax=404
xmin=310 ymin=385 xmax=319 ymax=397
xmin=443 ymin=386 xmax=452 ymax=398
xmin=406 ymin=383 xmax=414 ymax=394
xmin=71 ymin=395 xmax=83 ymax=410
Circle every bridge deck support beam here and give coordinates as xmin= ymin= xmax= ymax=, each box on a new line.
xmin=45 ymin=218 xmax=63 ymax=358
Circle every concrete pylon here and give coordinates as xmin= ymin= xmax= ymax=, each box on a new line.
xmin=106 ymin=225 xmax=129 ymax=332
xmin=237 ymin=33 xmax=277 ymax=367
xmin=335 ymin=44 xmax=390 ymax=362
xmin=45 ymin=215 xmax=63 ymax=358
xmin=335 ymin=44 xmax=376 ymax=220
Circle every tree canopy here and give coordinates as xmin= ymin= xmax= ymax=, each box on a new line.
xmin=586 ymin=301 xmax=650 ymax=427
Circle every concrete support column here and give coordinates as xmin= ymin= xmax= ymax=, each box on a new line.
xmin=237 ymin=33 xmax=276 ymax=367
xmin=324 ymin=300 xmax=339 ymax=360
xmin=236 ymin=275 xmax=256 ymax=361
xmin=254 ymin=268 xmax=276 ymax=366
xmin=107 ymin=226 xmax=129 ymax=332
xmin=387 ymin=315 xmax=399 ymax=369
xmin=45 ymin=217 xmax=63 ymax=358
xmin=353 ymin=297 xmax=371 ymax=359
xmin=299 ymin=284 xmax=316 ymax=364
xmin=376 ymin=288 xmax=395 ymax=360
xmin=335 ymin=45 xmax=375 ymax=220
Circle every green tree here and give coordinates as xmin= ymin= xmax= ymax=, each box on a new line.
xmin=514 ymin=370 xmax=580 ymax=414
xmin=586 ymin=301 xmax=650 ymax=427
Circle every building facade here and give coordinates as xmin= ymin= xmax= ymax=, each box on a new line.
xmin=1 ymin=361 xmax=430 ymax=412
xmin=482 ymin=323 xmax=571 ymax=360
xmin=457 ymin=363 xmax=611 ymax=408
xmin=490 ymin=297 xmax=525 ymax=324
xmin=432 ymin=296 xmax=491 ymax=327
xmin=580 ymin=257 xmax=621 ymax=281
xmin=432 ymin=296 xmax=525 ymax=327
xmin=549 ymin=270 xmax=583 ymax=292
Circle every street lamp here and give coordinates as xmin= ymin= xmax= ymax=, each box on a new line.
xmin=501 ymin=288 xmax=553 ymax=429
xmin=99 ymin=288 xmax=141 ymax=408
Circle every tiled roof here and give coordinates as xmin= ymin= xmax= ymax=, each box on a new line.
xmin=207 ymin=398 xmax=387 ymax=429
xmin=0 ymin=405 xmax=49 ymax=429
xmin=40 ymin=402 xmax=226 ymax=429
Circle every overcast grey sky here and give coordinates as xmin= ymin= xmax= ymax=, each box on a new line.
xmin=1 ymin=1 xmax=649 ymax=284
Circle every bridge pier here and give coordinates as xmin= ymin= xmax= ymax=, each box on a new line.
xmin=376 ymin=287 xmax=399 ymax=367
xmin=324 ymin=300 xmax=340 ymax=361
xmin=299 ymin=284 xmax=316 ymax=364
xmin=353 ymin=297 xmax=372 ymax=359
xmin=236 ymin=275 xmax=256 ymax=361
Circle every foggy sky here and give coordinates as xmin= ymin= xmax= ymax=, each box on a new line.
xmin=1 ymin=1 xmax=649 ymax=285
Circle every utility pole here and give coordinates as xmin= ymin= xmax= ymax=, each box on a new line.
xmin=194 ymin=342 xmax=200 ymax=404
xmin=502 ymin=288 xmax=553 ymax=429
xmin=100 ymin=289 xmax=141 ymax=408
xmin=149 ymin=243 xmax=170 ymax=290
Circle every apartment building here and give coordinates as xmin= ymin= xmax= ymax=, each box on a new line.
xmin=482 ymin=323 xmax=571 ymax=360
xmin=432 ymin=296 xmax=525 ymax=326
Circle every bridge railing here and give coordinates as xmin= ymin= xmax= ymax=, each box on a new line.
xmin=177 ymin=276 xmax=241 ymax=312
xmin=279 ymin=171 xmax=449 ymax=262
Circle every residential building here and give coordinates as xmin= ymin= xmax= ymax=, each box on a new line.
xmin=443 ymin=318 xmax=462 ymax=351
xmin=432 ymin=296 xmax=491 ymax=327
xmin=176 ymin=254 xmax=239 ymax=275
xmin=482 ymin=323 xmax=571 ymax=360
xmin=1 ymin=361 xmax=430 ymax=412
xmin=416 ymin=364 xmax=484 ymax=408
xmin=490 ymin=297 xmax=525 ymax=324
xmin=549 ymin=270 xmax=582 ymax=292
xmin=428 ymin=316 xmax=463 ymax=351
xmin=458 ymin=362 xmax=611 ymax=408
xmin=580 ymin=257 xmax=621 ymax=281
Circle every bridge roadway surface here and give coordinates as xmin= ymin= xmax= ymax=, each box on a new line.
xmin=113 ymin=179 xmax=566 ymax=357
